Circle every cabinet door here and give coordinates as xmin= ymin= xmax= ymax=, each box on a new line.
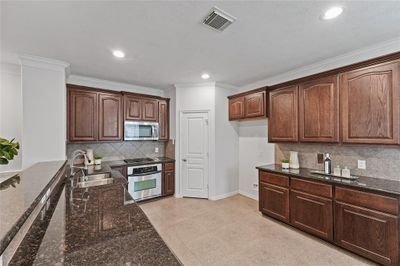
xmin=259 ymin=182 xmax=289 ymax=223
xmin=290 ymin=190 xmax=333 ymax=240
xmin=268 ymin=86 xmax=298 ymax=142
xmin=340 ymin=62 xmax=400 ymax=144
xmin=244 ymin=92 xmax=265 ymax=118
xmin=68 ymin=89 xmax=98 ymax=142
xmin=163 ymin=171 xmax=175 ymax=196
xmin=299 ymin=75 xmax=339 ymax=143
xmin=229 ymin=97 xmax=244 ymax=120
xmin=98 ymin=93 xmax=123 ymax=141
xmin=124 ymin=95 xmax=142 ymax=120
xmin=335 ymin=202 xmax=398 ymax=266
xmin=142 ymin=98 xmax=158 ymax=121
xmin=158 ymin=99 xmax=169 ymax=140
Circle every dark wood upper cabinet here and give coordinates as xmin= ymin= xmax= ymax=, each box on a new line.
xmin=124 ymin=95 xmax=142 ymax=120
xmin=142 ymin=98 xmax=158 ymax=121
xmin=340 ymin=61 xmax=400 ymax=144
xmin=98 ymin=93 xmax=123 ymax=141
xmin=158 ymin=99 xmax=169 ymax=141
xmin=268 ymin=86 xmax=298 ymax=142
xmin=244 ymin=91 xmax=265 ymax=118
xmin=68 ymin=88 xmax=98 ymax=142
xmin=228 ymin=97 xmax=244 ymax=120
xmin=299 ymin=75 xmax=339 ymax=143
xmin=125 ymin=95 xmax=158 ymax=122
xmin=228 ymin=88 xmax=267 ymax=121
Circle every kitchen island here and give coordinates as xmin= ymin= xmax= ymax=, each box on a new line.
xmin=8 ymin=164 xmax=181 ymax=265
xmin=0 ymin=161 xmax=66 ymax=265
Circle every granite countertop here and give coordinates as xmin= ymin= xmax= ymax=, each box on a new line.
xmin=0 ymin=160 xmax=66 ymax=254
xmin=257 ymin=164 xmax=400 ymax=196
xmin=106 ymin=157 xmax=175 ymax=168
xmin=9 ymin=165 xmax=181 ymax=265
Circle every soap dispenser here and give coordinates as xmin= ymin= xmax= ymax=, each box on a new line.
xmin=324 ymin=153 xmax=332 ymax=174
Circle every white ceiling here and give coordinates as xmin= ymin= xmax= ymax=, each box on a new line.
xmin=1 ymin=1 xmax=400 ymax=89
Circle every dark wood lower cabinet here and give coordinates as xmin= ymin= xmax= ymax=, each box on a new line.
xmin=290 ymin=190 xmax=333 ymax=241
xmin=163 ymin=171 xmax=174 ymax=196
xmin=162 ymin=162 xmax=175 ymax=196
xmin=259 ymin=182 xmax=289 ymax=223
xmin=335 ymin=202 xmax=399 ymax=266
xmin=258 ymin=169 xmax=400 ymax=266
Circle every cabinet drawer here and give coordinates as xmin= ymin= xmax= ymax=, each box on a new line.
xmin=164 ymin=162 xmax=174 ymax=171
xmin=335 ymin=187 xmax=398 ymax=215
xmin=291 ymin=178 xmax=332 ymax=198
xmin=259 ymin=171 xmax=289 ymax=188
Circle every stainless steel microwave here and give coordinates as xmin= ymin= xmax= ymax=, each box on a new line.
xmin=124 ymin=121 xmax=159 ymax=141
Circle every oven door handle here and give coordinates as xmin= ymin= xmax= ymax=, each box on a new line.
xmin=128 ymin=170 xmax=162 ymax=177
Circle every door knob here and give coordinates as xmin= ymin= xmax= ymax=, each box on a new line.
xmin=182 ymin=159 xmax=187 ymax=162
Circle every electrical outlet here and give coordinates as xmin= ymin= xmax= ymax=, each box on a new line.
xmin=357 ymin=160 xmax=366 ymax=169
xmin=317 ymin=153 xmax=324 ymax=164
xmin=252 ymin=183 xmax=258 ymax=191
xmin=155 ymin=147 xmax=159 ymax=153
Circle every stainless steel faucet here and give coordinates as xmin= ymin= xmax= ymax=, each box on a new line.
xmin=70 ymin=150 xmax=91 ymax=180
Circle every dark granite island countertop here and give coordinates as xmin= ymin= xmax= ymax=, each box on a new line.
xmin=0 ymin=161 xmax=66 ymax=255
xmin=10 ymin=166 xmax=181 ymax=265
xmin=257 ymin=164 xmax=400 ymax=196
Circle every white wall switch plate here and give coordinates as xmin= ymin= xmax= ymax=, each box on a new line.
xmin=357 ymin=160 xmax=366 ymax=169
xmin=155 ymin=147 xmax=159 ymax=153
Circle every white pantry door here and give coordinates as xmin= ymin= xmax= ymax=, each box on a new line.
xmin=180 ymin=111 xmax=209 ymax=198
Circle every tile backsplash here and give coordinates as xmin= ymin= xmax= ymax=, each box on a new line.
xmin=275 ymin=143 xmax=400 ymax=181
xmin=67 ymin=141 xmax=165 ymax=162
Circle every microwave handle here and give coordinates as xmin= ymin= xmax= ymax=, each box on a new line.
xmin=152 ymin=125 xmax=158 ymax=139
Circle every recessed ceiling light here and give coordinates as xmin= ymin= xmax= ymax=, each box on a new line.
xmin=112 ymin=50 xmax=125 ymax=58
xmin=201 ymin=73 xmax=210 ymax=79
xmin=321 ymin=6 xmax=343 ymax=20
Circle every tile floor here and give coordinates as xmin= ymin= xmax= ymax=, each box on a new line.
xmin=140 ymin=195 xmax=376 ymax=266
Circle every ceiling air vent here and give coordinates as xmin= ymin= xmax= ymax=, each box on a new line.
xmin=202 ymin=7 xmax=236 ymax=32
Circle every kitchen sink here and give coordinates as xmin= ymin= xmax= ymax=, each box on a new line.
xmin=76 ymin=172 xmax=113 ymax=188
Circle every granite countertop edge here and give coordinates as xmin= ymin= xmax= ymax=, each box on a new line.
xmin=256 ymin=164 xmax=400 ymax=196
xmin=0 ymin=160 xmax=67 ymax=254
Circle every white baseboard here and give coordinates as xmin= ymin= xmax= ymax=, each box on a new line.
xmin=174 ymin=194 xmax=183 ymax=198
xmin=209 ymin=190 xmax=239 ymax=201
xmin=239 ymin=190 xmax=258 ymax=201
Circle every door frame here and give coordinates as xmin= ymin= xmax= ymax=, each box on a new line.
xmin=178 ymin=110 xmax=210 ymax=199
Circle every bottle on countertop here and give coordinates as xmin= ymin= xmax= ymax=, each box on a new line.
xmin=324 ymin=153 xmax=332 ymax=174
xmin=334 ymin=165 xmax=341 ymax=176
xmin=342 ymin=166 xmax=351 ymax=178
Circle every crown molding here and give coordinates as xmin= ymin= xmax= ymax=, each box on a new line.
xmin=174 ymin=81 xmax=216 ymax=89
xmin=215 ymin=82 xmax=238 ymax=91
xmin=18 ymin=54 xmax=70 ymax=72
xmin=68 ymin=74 xmax=164 ymax=96
xmin=240 ymin=37 xmax=400 ymax=91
